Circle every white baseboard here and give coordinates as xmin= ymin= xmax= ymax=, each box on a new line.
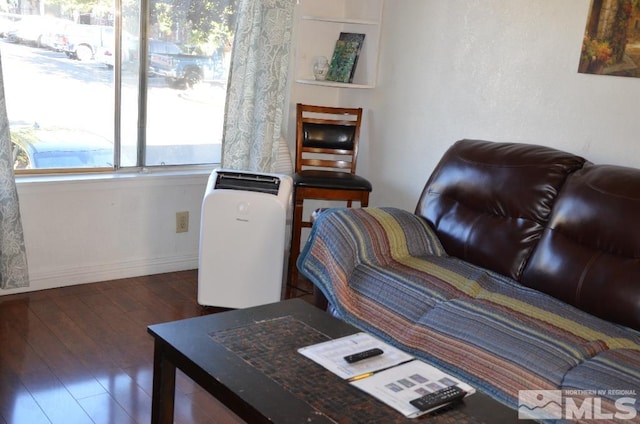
xmin=0 ymin=254 xmax=199 ymax=296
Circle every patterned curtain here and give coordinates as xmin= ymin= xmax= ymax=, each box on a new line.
xmin=221 ymin=0 xmax=296 ymax=172
xmin=0 ymin=54 xmax=29 ymax=289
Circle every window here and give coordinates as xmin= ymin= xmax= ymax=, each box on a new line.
xmin=1 ymin=0 xmax=236 ymax=173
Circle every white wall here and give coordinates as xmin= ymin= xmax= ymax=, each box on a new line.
xmin=3 ymin=172 xmax=209 ymax=295
xmin=347 ymin=0 xmax=640 ymax=210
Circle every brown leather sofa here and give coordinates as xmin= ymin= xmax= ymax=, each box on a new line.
xmin=298 ymin=139 xmax=640 ymax=417
xmin=417 ymin=139 xmax=640 ymax=331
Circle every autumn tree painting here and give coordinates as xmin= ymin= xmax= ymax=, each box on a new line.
xmin=580 ymin=0 xmax=640 ymax=77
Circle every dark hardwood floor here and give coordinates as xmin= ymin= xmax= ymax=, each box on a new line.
xmin=0 ymin=270 xmax=314 ymax=424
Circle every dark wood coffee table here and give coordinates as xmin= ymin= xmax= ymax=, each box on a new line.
xmin=147 ymin=299 xmax=523 ymax=423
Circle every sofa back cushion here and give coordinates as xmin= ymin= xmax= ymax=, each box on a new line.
xmin=521 ymin=164 xmax=640 ymax=330
xmin=416 ymin=139 xmax=586 ymax=280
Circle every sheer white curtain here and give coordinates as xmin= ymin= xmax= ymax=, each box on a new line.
xmin=0 ymin=54 xmax=29 ymax=289
xmin=221 ymin=0 xmax=296 ymax=172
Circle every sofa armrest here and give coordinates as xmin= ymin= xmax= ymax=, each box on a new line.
xmin=297 ymin=207 xmax=446 ymax=307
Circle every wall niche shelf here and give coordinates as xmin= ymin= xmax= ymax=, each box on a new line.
xmin=294 ymin=0 xmax=384 ymax=89
xmin=300 ymin=15 xmax=379 ymax=26
xmin=294 ymin=79 xmax=374 ymax=89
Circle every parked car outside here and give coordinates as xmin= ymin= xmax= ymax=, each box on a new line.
xmin=61 ymin=24 xmax=114 ymax=61
xmin=149 ymin=40 xmax=225 ymax=88
xmin=11 ymin=124 xmax=114 ymax=170
xmin=41 ymin=20 xmax=73 ymax=51
xmin=97 ymin=38 xmax=184 ymax=71
xmin=148 ymin=39 xmax=184 ymax=55
xmin=94 ymin=31 xmax=137 ymax=69
xmin=7 ymin=15 xmax=71 ymax=48
xmin=0 ymin=13 xmax=21 ymax=38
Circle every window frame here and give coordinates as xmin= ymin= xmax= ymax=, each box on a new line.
xmin=10 ymin=0 xmax=229 ymax=177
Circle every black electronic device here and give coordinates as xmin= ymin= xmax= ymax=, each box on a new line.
xmin=343 ymin=348 xmax=384 ymax=364
xmin=409 ymin=385 xmax=467 ymax=413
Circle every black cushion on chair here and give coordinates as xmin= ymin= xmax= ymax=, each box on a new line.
xmin=293 ymin=170 xmax=372 ymax=191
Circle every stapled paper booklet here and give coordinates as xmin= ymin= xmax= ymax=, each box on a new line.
xmin=350 ymin=359 xmax=475 ymax=418
xmin=298 ymin=332 xmax=475 ymax=418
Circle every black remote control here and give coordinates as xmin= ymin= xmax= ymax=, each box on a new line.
xmin=409 ymin=385 xmax=467 ymax=412
xmin=343 ymin=348 xmax=384 ymax=363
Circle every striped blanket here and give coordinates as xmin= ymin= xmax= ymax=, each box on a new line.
xmin=298 ymin=207 xmax=640 ymax=422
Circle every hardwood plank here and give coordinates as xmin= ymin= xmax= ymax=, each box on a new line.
xmin=13 ymin=307 xmax=107 ymax=401
xmin=29 ymin=299 xmax=117 ymax=371
xmin=77 ymin=392 xmax=137 ymax=424
xmin=92 ymin=369 xmax=153 ymax=424
xmin=122 ymin=364 xmax=154 ymax=396
xmin=0 ymin=270 xmax=302 ymax=424
xmin=0 ymin=305 xmax=50 ymax=377
xmin=0 ymin=371 xmax=50 ymax=424
xmin=174 ymin=389 xmax=217 ymax=424
xmin=190 ymin=385 xmax=245 ymax=424
xmin=56 ymin=369 xmax=107 ymax=402
xmin=20 ymin=369 xmax=94 ymax=424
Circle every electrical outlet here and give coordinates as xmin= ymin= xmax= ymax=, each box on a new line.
xmin=176 ymin=211 xmax=189 ymax=233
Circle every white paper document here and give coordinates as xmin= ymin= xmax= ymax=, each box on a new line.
xmin=298 ymin=332 xmax=475 ymax=418
xmin=350 ymin=359 xmax=475 ymax=418
xmin=297 ymin=332 xmax=414 ymax=380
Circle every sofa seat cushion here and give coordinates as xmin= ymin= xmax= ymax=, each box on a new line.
xmin=298 ymin=207 xmax=640 ymax=414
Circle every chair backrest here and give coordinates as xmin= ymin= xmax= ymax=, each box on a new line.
xmin=295 ymin=103 xmax=363 ymax=174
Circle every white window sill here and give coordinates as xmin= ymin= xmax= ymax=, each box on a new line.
xmin=15 ymin=166 xmax=217 ymax=193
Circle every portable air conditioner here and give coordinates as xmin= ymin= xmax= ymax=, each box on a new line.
xmin=198 ymin=169 xmax=292 ymax=308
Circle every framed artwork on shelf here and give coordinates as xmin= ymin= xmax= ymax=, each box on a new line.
xmin=339 ymin=32 xmax=365 ymax=83
xmin=326 ymin=40 xmax=360 ymax=83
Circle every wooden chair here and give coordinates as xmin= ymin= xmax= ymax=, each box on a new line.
xmin=287 ymin=103 xmax=372 ymax=297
